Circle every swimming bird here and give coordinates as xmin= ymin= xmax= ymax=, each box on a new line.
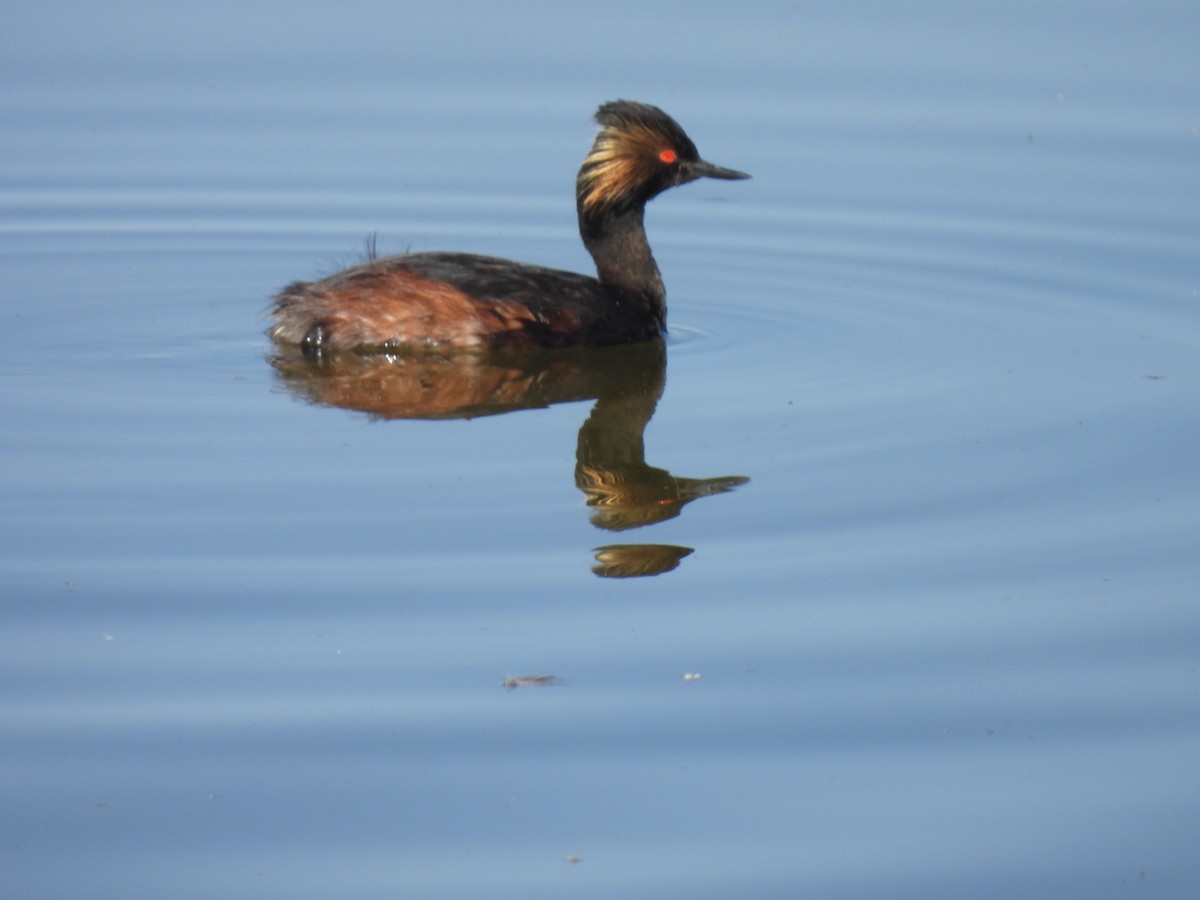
xmin=269 ymin=100 xmax=749 ymax=353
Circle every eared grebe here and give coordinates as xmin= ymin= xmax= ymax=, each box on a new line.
xmin=269 ymin=100 xmax=749 ymax=353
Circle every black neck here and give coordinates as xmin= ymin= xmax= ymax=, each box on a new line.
xmin=578 ymin=204 xmax=666 ymax=319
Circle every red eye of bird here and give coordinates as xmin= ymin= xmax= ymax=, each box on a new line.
xmin=658 ymin=149 xmax=678 ymax=165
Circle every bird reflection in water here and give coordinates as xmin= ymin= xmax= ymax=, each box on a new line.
xmin=270 ymin=340 xmax=746 ymax=577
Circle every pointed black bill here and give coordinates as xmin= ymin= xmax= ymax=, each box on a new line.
xmin=690 ymin=159 xmax=751 ymax=181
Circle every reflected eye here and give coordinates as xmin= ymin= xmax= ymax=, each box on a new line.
xmin=658 ymin=149 xmax=678 ymax=165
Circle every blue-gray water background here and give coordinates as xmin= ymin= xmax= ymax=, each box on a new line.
xmin=2 ymin=1 xmax=1198 ymax=897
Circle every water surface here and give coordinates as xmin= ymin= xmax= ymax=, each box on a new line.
xmin=2 ymin=1 xmax=1198 ymax=897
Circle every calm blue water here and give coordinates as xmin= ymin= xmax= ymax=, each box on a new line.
xmin=3 ymin=1 xmax=1198 ymax=897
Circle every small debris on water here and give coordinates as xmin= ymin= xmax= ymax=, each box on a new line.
xmin=565 ymin=855 xmax=583 ymax=864
xmin=682 ymin=672 xmax=702 ymax=681
xmin=502 ymin=675 xmax=565 ymax=691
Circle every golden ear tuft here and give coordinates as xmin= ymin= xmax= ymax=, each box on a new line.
xmin=579 ymin=121 xmax=675 ymax=213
